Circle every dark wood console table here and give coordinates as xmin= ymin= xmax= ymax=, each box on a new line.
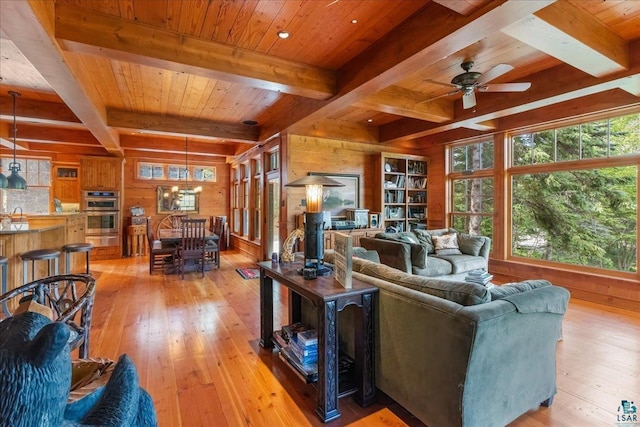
xmin=258 ymin=261 xmax=378 ymax=423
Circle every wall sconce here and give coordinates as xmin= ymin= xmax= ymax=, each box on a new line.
xmin=286 ymin=175 xmax=344 ymax=276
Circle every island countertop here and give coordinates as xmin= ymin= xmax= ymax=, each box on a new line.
xmin=0 ymin=225 xmax=63 ymax=235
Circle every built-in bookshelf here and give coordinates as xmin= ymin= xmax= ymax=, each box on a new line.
xmin=376 ymin=153 xmax=427 ymax=232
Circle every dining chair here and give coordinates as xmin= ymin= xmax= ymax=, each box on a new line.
xmin=177 ymin=218 xmax=207 ymax=279
xmin=204 ymin=217 xmax=223 ymax=269
xmin=147 ymin=216 xmax=177 ymax=275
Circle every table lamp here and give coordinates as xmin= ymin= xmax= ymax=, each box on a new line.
xmin=286 ymin=175 xmax=344 ymax=276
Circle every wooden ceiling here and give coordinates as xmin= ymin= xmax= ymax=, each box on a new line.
xmin=0 ymin=0 xmax=639 ymax=162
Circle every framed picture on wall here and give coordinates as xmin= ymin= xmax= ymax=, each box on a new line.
xmin=308 ymin=172 xmax=360 ymax=218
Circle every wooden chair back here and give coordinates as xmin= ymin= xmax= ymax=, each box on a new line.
xmin=180 ymin=218 xmax=207 ymax=252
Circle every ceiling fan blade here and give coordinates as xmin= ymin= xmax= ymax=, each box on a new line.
xmin=462 ymin=90 xmax=476 ymax=109
xmin=479 ymin=82 xmax=531 ymax=92
xmin=478 ymin=64 xmax=514 ymax=84
xmin=423 ymin=79 xmax=459 ymax=89
xmin=417 ymin=90 xmax=460 ymax=104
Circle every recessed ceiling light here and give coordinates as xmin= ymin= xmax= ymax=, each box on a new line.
xmin=351 ymin=19 xmax=358 ymax=24
xmin=243 ymin=120 xmax=258 ymax=126
xmin=367 ymin=119 xmax=373 ymax=123
xmin=277 ymin=31 xmax=290 ymax=39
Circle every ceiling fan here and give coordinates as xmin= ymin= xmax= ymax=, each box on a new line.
xmin=425 ymin=61 xmax=531 ymax=109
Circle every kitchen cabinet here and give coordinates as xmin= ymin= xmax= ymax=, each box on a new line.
xmin=81 ymin=157 xmax=122 ymax=190
xmin=374 ymin=153 xmax=428 ymax=233
xmin=53 ymin=164 xmax=80 ymax=203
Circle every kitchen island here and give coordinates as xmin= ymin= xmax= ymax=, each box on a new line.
xmin=27 ymin=213 xmax=87 ymax=272
xmin=0 ymin=225 xmax=66 ymax=296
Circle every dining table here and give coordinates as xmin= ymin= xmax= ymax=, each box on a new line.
xmin=157 ymin=229 xmax=219 ymax=274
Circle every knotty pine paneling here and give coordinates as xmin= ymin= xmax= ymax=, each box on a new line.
xmin=421 ymin=143 xmax=446 ymax=229
xmin=122 ymin=156 xmax=230 ymax=233
xmin=285 ymin=135 xmax=385 ymax=232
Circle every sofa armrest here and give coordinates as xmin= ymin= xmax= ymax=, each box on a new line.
xmin=360 ymin=237 xmax=411 ymax=273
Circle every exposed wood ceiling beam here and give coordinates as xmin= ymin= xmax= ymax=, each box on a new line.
xmin=381 ymin=42 xmax=640 ymax=143
xmin=0 ymin=0 xmax=123 ymax=156
xmin=289 ymin=119 xmax=379 ymax=145
xmin=502 ymin=1 xmax=628 ymax=78
xmin=107 ymin=110 xmax=260 ymax=143
xmin=259 ymin=0 xmax=555 ymax=141
xmin=11 ymin=142 xmax=108 ymax=156
xmin=0 ymin=96 xmax=81 ymax=126
xmin=53 ymin=4 xmax=335 ymax=101
xmin=354 ymin=86 xmax=453 ymax=123
xmin=14 ymin=124 xmax=101 ymax=145
xmin=119 ymin=135 xmax=239 ymax=158
xmin=421 ymin=90 xmax=640 ymax=145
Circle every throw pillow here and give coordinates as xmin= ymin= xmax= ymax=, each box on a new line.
xmin=457 ymin=233 xmax=485 ymax=256
xmin=408 ymin=243 xmax=428 ymax=269
xmin=352 ymin=248 xmax=381 ymax=263
xmin=432 ymin=233 xmax=462 ymax=255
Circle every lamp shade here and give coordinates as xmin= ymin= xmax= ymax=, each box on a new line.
xmin=284 ymin=175 xmax=345 ymax=188
xmin=7 ymin=169 xmax=27 ymax=190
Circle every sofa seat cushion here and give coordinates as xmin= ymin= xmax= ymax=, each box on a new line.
xmin=353 ymin=258 xmax=491 ymax=306
xmin=434 ymin=254 xmax=487 ymax=274
xmin=413 ymin=256 xmax=452 ymax=277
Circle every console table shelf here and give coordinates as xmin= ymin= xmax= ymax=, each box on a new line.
xmin=259 ymin=261 xmax=378 ymax=423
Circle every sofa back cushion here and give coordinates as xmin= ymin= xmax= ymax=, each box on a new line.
xmin=457 ymin=234 xmax=486 ymax=256
xmin=353 ymin=258 xmax=491 ymax=306
xmin=489 ymin=279 xmax=551 ymax=299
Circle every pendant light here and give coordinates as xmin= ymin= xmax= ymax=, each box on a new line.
xmin=6 ymin=91 xmax=27 ymax=190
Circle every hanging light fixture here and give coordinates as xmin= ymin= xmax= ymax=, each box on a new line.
xmin=6 ymin=91 xmax=27 ymax=190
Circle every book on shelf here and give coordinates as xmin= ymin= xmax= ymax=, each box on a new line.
xmin=280 ymin=346 xmax=318 ymax=378
xmin=281 ymin=322 xmax=309 ymax=343
xmin=289 ymin=341 xmax=318 ymax=365
xmin=278 ymin=351 xmax=318 ymax=384
xmin=297 ymin=329 xmax=318 ymax=346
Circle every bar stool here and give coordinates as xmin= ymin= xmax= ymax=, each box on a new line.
xmin=62 ymin=242 xmax=94 ymax=274
xmin=21 ymin=249 xmax=60 ymax=285
xmin=0 ymin=256 xmax=8 ymax=316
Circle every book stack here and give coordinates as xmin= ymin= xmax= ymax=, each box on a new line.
xmin=289 ymin=329 xmax=318 ymax=365
xmin=274 ymin=322 xmax=319 ymax=383
xmin=465 ymin=270 xmax=494 ymax=286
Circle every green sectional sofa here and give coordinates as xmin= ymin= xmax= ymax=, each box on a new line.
xmin=360 ymin=228 xmax=490 ymax=280
xmin=321 ymin=254 xmax=570 ymax=427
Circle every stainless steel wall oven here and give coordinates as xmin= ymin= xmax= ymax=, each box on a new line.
xmin=82 ymin=190 xmax=120 ymax=247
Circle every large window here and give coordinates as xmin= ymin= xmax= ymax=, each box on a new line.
xmin=450 ymin=140 xmax=494 ymax=240
xmin=510 ymin=113 xmax=639 ymax=273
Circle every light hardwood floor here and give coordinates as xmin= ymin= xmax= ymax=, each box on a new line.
xmin=87 ymin=251 xmax=640 ymax=427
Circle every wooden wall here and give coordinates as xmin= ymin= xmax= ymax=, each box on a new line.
xmin=122 ymin=156 xmax=230 ymax=234
xmin=284 ymin=135 xmax=414 ymax=233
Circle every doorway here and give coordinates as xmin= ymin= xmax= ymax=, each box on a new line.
xmin=267 ymin=176 xmax=280 ymax=257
